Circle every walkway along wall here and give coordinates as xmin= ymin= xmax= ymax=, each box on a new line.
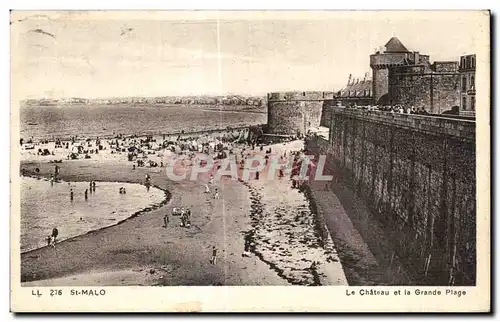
xmin=307 ymin=108 xmax=476 ymax=285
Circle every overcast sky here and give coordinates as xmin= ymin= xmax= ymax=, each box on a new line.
xmin=11 ymin=11 xmax=486 ymax=99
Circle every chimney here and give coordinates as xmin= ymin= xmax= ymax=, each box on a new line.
xmin=364 ymin=72 xmax=368 ymax=82
xmin=347 ymin=74 xmax=352 ymax=85
xmin=355 ymin=78 xmax=359 ymax=85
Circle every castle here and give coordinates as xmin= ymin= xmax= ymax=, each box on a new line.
xmin=266 ymin=37 xmax=476 ymax=135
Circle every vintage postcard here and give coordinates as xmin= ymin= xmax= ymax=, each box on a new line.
xmin=10 ymin=10 xmax=490 ymax=312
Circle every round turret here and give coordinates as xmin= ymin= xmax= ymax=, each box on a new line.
xmin=267 ymin=91 xmax=325 ymax=135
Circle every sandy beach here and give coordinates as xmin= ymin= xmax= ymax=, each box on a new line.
xmin=20 ymin=138 xmax=348 ymax=286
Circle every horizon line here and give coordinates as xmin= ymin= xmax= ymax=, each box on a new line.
xmin=20 ymin=89 xmax=340 ymax=101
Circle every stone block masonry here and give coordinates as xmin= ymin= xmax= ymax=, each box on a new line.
xmin=307 ymin=108 xmax=476 ymax=286
xmin=388 ymin=68 xmax=461 ymax=113
xmin=267 ymin=92 xmax=325 ymax=135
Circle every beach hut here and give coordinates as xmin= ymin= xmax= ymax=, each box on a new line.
xmin=149 ymin=141 xmax=160 ymax=150
xmin=23 ymin=143 xmax=35 ymax=150
xmin=173 ymin=145 xmax=182 ymax=154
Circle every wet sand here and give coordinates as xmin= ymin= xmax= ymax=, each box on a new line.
xmin=20 ymin=159 xmax=291 ymax=286
xmin=19 ymin=137 xmax=352 ymax=286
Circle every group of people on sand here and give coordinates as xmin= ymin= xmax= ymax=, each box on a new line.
xmin=204 ymin=175 xmax=220 ymax=199
xmin=46 ymin=227 xmax=58 ymax=248
xmin=163 ymin=207 xmax=192 ymax=229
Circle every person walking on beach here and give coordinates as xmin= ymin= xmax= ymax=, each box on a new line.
xmin=185 ymin=208 xmax=192 ymax=228
xmin=210 ymin=246 xmax=218 ymax=265
xmin=50 ymin=228 xmax=58 ymax=247
xmin=84 ymin=189 xmax=88 ymax=200
xmin=214 ymin=188 xmax=219 ymax=200
xmin=180 ymin=210 xmax=186 ymax=227
xmin=209 ymin=175 xmax=214 ymax=185
xmin=92 ymin=181 xmax=96 ymax=192
xmin=205 ymin=184 xmax=210 ymax=194
xmin=70 ymin=188 xmax=74 ymax=201
xmin=89 ymin=181 xmax=93 ymax=194
xmin=163 ymin=213 xmax=169 ymax=228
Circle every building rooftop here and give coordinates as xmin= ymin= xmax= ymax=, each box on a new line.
xmin=384 ymin=37 xmax=410 ymax=53
xmin=338 ymin=77 xmax=372 ymax=98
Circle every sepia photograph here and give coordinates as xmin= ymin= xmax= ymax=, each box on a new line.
xmin=9 ymin=10 xmax=490 ymax=312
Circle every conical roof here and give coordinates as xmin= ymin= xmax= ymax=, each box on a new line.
xmin=384 ymin=37 xmax=409 ymax=53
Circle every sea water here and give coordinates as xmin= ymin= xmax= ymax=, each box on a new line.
xmin=20 ymin=104 xmax=267 ymax=140
xmin=20 ymin=177 xmax=166 ymax=252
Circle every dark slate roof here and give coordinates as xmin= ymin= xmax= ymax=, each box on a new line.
xmin=339 ymin=79 xmax=373 ymax=98
xmin=385 ymin=37 xmax=409 ymax=53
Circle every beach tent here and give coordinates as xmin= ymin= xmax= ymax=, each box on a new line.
xmin=71 ymin=145 xmax=84 ymax=154
xmin=23 ymin=143 xmax=35 ymax=150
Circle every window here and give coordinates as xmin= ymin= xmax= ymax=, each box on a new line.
xmin=462 ymin=97 xmax=467 ymax=110
xmin=462 ymin=76 xmax=467 ymax=92
xmin=470 ymin=75 xmax=475 ymax=90
xmin=471 ymin=96 xmax=475 ymax=111
xmin=472 ymin=56 xmax=476 ymax=69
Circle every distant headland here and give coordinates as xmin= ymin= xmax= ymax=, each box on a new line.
xmin=20 ymin=95 xmax=268 ymax=109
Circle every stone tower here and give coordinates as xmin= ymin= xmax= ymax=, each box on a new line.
xmin=267 ymin=91 xmax=325 ymax=135
xmin=370 ymin=37 xmax=411 ymax=105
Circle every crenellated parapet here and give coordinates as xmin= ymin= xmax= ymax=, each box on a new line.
xmin=370 ymin=53 xmax=408 ymax=69
xmin=370 ymin=38 xmax=431 ymax=105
